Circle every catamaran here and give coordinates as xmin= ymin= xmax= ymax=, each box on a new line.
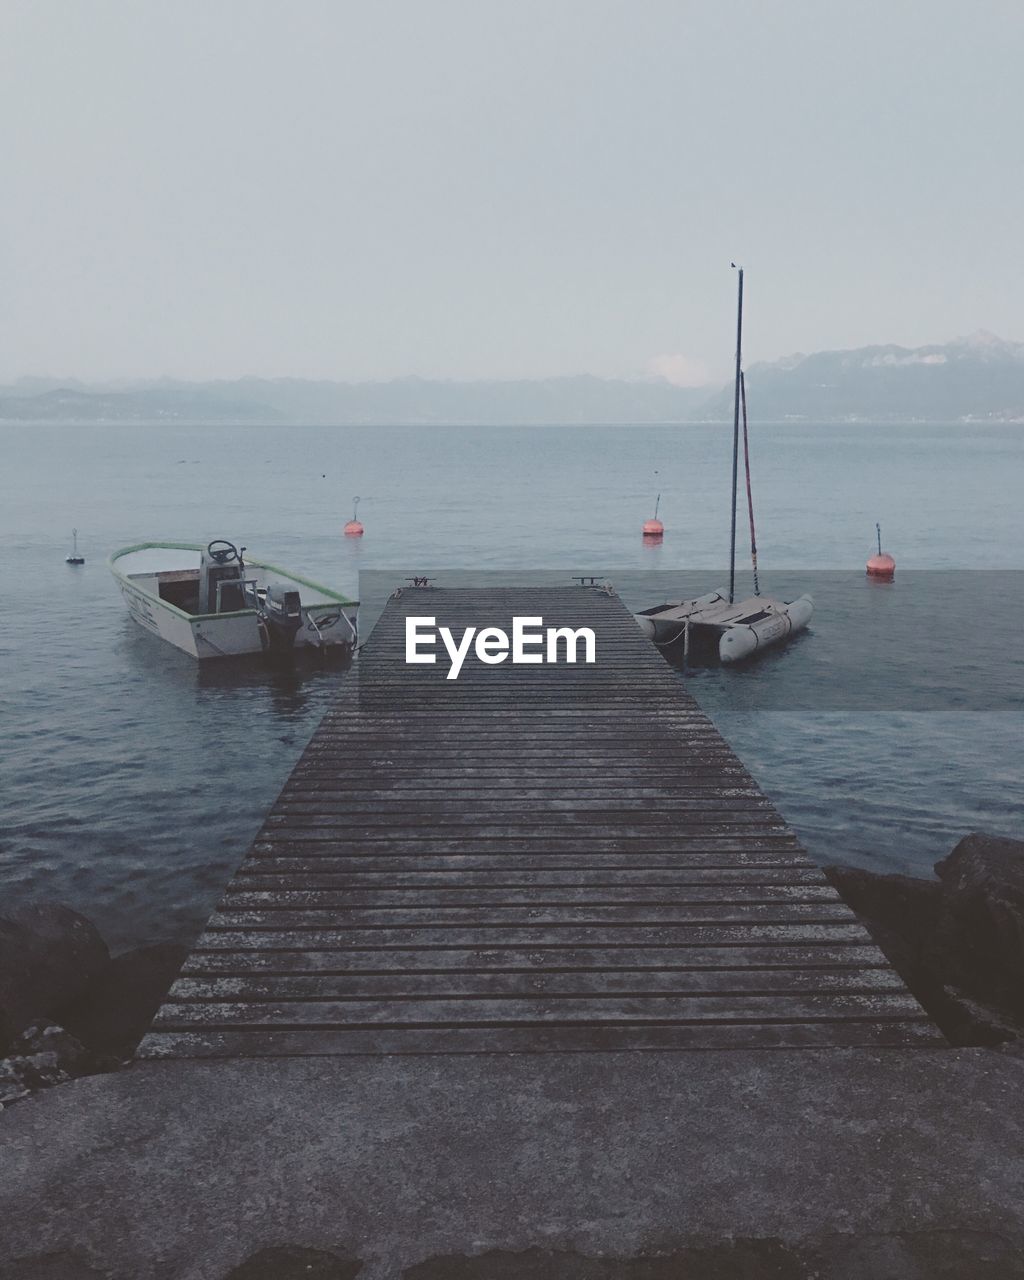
xmin=635 ymin=267 xmax=813 ymax=664
xmin=110 ymin=539 xmax=358 ymax=660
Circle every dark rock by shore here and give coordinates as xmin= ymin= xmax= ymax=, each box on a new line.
xmin=935 ymin=832 xmax=1024 ymax=987
xmin=0 ymin=903 xmax=187 ymax=1105
xmin=0 ymin=904 xmax=108 ymax=1048
xmin=826 ymin=831 xmax=1024 ymax=1046
xmin=0 ymin=1020 xmax=105 ymax=1108
xmin=58 ymin=943 xmax=189 ymax=1058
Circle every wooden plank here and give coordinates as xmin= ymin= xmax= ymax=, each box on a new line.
xmin=250 ymin=838 xmax=806 ymax=854
xmin=207 ymin=903 xmax=859 ymax=929
xmin=220 ymin=886 xmax=841 ymax=907
xmin=270 ymin=798 xmax=775 ymax=814
xmin=181 ymin=947 xmax=896 ymax=972
xmin=192 ymin=923 xmax=874 ymax=948
xmin=232 ymin=865 xmax=828 ymax=886
xmin=139 ymin=1019 xmax=944 ymax=1059
xmin=248 ymin=839 xmax=808 ymax=860
xmin=153 ymin=992 xmax=926 ymax=1029
xmin=167 ymin=968 xmax=907 ymax=1000
xmin=181 ymin=942 xmax=895 ymax=974
xmin=277 ymin=786 xmax=770 ymax=797
xmin=259 ymin=820 xmax=794 ymax=836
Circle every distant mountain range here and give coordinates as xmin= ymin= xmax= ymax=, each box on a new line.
xmin=0 ymin=375 xmax=707 ymax=426
xmin=699 ymin=331 xmax=1024 ymax=423
xmin=2 ymin=333 xmax=1023 ymax=425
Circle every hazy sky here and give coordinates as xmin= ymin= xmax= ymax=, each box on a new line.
xmin=2 ymin=0 xmax=1022 ymax=384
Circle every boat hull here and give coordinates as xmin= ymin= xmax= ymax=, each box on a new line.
xmin=116 ymin=574 xmax=205 ymax=657
xmin=718 ymin=594 xmax=814 ymax=664
xmin=634 ymin=591 xmax=728 ymax=642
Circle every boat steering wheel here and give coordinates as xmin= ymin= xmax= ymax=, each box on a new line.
xmin=207 ymin=539 xmax=240 ymax=565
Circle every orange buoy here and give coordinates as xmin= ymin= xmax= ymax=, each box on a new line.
xmin=343 ymin=496 xmax=364 ymax=538
xmin=642 ymin=493 xmax=664 ymax=539
xmin=866 ymin=522 xmax=895 ymax=579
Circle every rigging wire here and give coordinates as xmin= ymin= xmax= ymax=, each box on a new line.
xmin=740 ymin=371 xmax=760 ymax=596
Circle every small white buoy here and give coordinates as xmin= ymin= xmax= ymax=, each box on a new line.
xmin=66 ymin=528 xmax=85 ymax=565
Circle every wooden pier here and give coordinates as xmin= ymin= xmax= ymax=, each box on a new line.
xmin=140 ymin=586 xmax=941 ymax=1057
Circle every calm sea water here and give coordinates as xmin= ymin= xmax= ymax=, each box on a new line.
xmin=1 ymin=422 xmax=1021 ymax=949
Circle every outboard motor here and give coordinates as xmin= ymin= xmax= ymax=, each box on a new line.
xmin=260 ymin=583 xmax=303 ymax=653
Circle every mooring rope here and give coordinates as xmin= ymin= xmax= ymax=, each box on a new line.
xmin=740 ymin=371 xmax=760 ymax=596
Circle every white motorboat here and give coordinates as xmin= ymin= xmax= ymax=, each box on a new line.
xmin=634 ymin=267 xmax=813 ymax=665
xmin=110 ymin=540 xmax=358 ymax=660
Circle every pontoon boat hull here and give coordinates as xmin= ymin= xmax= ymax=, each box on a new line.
xmin=635 ymin=591 xmax=813 ymax=664
xmin=717 ymin=594 xmax=813 ymax=663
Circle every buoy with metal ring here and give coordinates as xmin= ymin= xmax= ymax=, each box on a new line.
xmin=65 ymin=528 xmax=85 ymax=565
xmin=866 ymin=522 xmax=895 ymax=579
xmin=343 ymin=496 xmax=364 ymax=537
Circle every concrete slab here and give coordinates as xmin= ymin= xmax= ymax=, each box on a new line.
xmin=3 ymin=1048 xmax=1024 ymax=1278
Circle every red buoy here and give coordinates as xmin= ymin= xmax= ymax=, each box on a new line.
xmin=643 ymin=494 xmax=664 ymax=540
xmin=866 ymin=523 xmax=895 ymax=579
xmin=343 ymin=496 xmax=364 ymax=538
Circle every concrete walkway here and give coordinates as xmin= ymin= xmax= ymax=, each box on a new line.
xmin=3 ymin=1047 xmax=1024 ymax=1278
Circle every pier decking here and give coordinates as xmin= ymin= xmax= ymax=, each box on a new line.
xmin=140 ymin=585 xmax=941 ymax=1057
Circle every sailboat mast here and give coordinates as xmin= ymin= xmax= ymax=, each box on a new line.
xmin=729 ymin=266 xmax=744 ymax=603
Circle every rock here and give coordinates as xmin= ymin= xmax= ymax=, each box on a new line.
xmin=0 ymin=1005 xmax=15 ymax=1059
xmin=59 ymin=944 xmax=189 ymax=1056
xmin=17 ymin=1019 xmax=90 ymax=1070
xmin=223 ymin=1246 xmax=362 ymax=1279
xmin=940 ymin=988 xmax=1024 ymax=1044
xmin=0 ymin=1020 xmax=93 ymax=1109
xmin=0 ymin=916 xmax=34 ymax=1046
xmin=0 ymin=904 xmax=109 ymax=1034
xmin=936 ymin=832 xmax=1024 ymax=990
xmin=826 ymin=831 xmax=1024 ymax=1047
xmin=823 ymin=866 xmax=942 ymax=969
xmin=822 ymin=866 xmax=966 ymax=1032
xmin=0 ymin=1059 xmax=33 ymax=1108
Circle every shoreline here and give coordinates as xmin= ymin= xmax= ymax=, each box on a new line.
xmin=5 ymin=823 xmax=1024 ymax=1277
xmin=5 ymin=829 xmax=1023 ymax=1108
